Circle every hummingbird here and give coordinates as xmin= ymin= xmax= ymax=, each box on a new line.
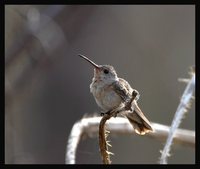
xmin=79 ymin=54 xmax=153 ymax=135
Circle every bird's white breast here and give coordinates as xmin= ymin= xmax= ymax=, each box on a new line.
xmin=90 ymin=80 xmax=122 ymax=111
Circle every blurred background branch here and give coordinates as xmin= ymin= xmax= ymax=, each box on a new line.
xmin=65 ymin=117 xmax=195 ymax=164
xmin=159 ymin=72 xmax=195 ymax=164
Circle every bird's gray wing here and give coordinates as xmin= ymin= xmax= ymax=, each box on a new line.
xmin=112 ymin=79 xmax=132 ymax=102
xmin=113 ymin=79 xmax=153 ymax=134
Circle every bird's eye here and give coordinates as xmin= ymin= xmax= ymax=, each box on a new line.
xmin=104 ymin=69 xmax=109 ymax=74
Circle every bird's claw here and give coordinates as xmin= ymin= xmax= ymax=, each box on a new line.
xmin=100 ymin=112 xmax=105 ymax=116
xmin=100 ymin=110 xmax=112 ymax=116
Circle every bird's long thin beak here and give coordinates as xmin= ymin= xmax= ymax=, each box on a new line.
xmin=78 ymin=54 xmax=100 ymax=69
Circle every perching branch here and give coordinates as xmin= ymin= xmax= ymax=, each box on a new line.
xmin=99 ymin=114 xmax=114 ymax=164
xmin=65 ymin=117 xmax=195 ymax=164
xmin=159 ymin=72 xmax=195 ymax=164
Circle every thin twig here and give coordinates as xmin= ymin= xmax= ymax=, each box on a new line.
xmin=159 ymin=73 xmax=195 ymax=164
xmin=99 ymin=113 xmax=114 ymax=164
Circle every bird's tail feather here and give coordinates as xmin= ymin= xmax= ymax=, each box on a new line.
xmin=125 ymin=109 xmax=153 ymax=135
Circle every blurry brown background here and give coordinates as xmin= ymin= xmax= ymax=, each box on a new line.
xmin=5 ymin=5 xmax=195 ymax=164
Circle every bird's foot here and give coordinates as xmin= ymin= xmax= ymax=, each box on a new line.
xmin=100 ymin=110 xmax=111 ymax=116
xmin=100 ymin=112 xmax=105 ymax=116
xmin=101 ymin=110 xmax=118 ymax=117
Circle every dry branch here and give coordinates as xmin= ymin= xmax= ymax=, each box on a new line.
xmin=65 ymin=117 xmax=195 ymax=164
xmin=159 ymin=72 xmax=195 ymax=164
xmin=99 ymin=114 xmax=113 ymax=164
